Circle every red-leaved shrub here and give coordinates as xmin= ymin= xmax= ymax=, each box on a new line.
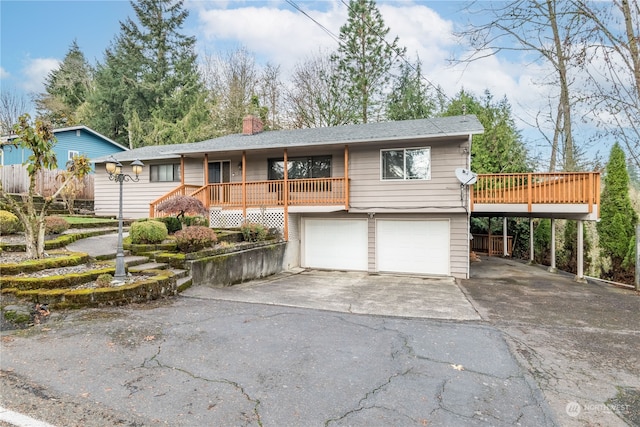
xmin=175 ymin=226 xmax=218 ymax=253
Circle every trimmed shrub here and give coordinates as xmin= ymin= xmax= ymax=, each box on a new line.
xmin=0 ymin=210 xmax=21 ymax=235
xmin=96 ymin=273 xmax=113 ymax=287
xmin=175 ymin=226 xmax=218 ymax=253
xmin=241 ymin=222 xmax=268 ymax=242
xmin=45 ymin=216 xmax=70 ymax=234
xmin=130 ymin=220 xmax=168 ymax=244
xmin=183 ymin=215 xmax=208 ymax=227
xmin=158 ymin=216 xmax=182 ymax=234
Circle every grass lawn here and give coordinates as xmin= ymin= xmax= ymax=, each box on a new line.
xmin=60 ymin=216 xmax=117 ymax=224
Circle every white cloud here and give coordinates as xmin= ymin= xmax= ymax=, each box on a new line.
xmin=194 ymin=3 xmax=346 ymax=70
xmin=21 ymin=58 xmax=60 ymax=93
xmin=0 ymin=66 xmax=9 ymax=79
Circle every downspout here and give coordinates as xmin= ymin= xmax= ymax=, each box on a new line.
xmin=344 ymin=145 xmax=349 ymax=211
xmin=283 ymin=149 xmax=289 ymax=241
xmin=204 ymin=154 xmax=209 ymax=209
xmin=180 ymin=155 xmax=185 ymax=185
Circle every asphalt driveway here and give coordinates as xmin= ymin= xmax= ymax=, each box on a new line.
xmin=460 ymin=256 xmax=640 ymax=427
xmin=1 ymin=258 xmax=638 ymax=426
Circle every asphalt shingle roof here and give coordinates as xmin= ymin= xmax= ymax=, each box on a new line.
xmin=94 ymin=115 xmax=483 ymax=163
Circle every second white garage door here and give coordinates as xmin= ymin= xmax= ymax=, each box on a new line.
xmin=376 ymin=219 xmax=450 ymax=275
xmin=302 ymin=218 xmax=368 ymax=271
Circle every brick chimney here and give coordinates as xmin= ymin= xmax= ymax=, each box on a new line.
xmin=242 ymin=115 xmax=264 ymax=135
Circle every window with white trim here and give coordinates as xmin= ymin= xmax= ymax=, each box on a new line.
xmin=381 ymin=147 xmax=431 ymax=180
xmin=150 ymin=164 xmax=180 ymax=182
xmin=68 ymin=150 xmax=80 ymax=161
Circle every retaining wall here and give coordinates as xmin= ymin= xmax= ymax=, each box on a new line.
xmin=190 ymin=242 xmax=286 ymax=287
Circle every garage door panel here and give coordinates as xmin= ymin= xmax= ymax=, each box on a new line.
xmin=377 ymin=220 xmax=449 ymax=275
xmin=303 ymin=219 xmax=368 ymax=271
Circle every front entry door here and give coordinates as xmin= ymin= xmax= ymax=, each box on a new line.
xmin=208 ymin=161 xmax=231 ymax=204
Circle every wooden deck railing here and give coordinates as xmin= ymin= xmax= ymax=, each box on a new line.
xmin=150 ymin=178 xmax=347 ymax=217
xmin=189 ymin=177 xmax=347 ymax=209
xmin=471 ymin=234 xmax=513 ymax=257
xmin=149 ymin=184 xmax=202 ymax=217
xmin=471 ymin=172 xmax=600 ymax=213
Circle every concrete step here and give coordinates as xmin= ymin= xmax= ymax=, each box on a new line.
xmin=128 ymin=262 xmax=170 ymax=273
xmin=124 ymin=256 xmax=151 ymax=267
xmin=170 ymin=269 xmax=189 ymax=279
xmin=176 ymin=275 xmax=193 ymax=292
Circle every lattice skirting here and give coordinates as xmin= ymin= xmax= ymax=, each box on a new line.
xmin=209 ymin=208 xmax=286 ymax=231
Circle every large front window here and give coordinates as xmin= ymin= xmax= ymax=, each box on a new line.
xmin=268 ymin=156 xmax=332 ymax=180
xmin=381 ymin=148 xmax=431 ymax=180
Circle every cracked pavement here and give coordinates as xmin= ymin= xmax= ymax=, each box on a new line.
xmin=1 ymin=294 xmax=552 ymax=426
xmin=3 ymin=258 xmax=636 ymax=426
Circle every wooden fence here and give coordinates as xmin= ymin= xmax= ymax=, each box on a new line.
xmin=0 ymin=164 xmax=95 ymax=200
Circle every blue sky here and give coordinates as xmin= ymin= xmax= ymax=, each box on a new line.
xmin=0 ymin=1 xmax=612 ymax=165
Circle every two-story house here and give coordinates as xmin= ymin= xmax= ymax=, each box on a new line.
xmin=94 ymin=115 xmax=483 ymax=279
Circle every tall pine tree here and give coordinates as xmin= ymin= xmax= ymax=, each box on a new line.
xmin=81 ymin=0 xmax=209 ymax=147
xmin=386 ymin=58 xmax=436 ymax=121
xmin=334 ymin=0 xmax=406 ymax=123
xmin=36 ymin=40 xmax=94 ymax=128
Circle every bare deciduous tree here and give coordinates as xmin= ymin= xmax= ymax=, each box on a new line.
xmin=201 ymin=47 xmax=260 ymax=135
xmin=454 ymin=0 xmax=588 ymax=171
xmin=0 ymin=89 xmax=31 ymax=136
xmin=284 ymin=50 xmax=354 ymax=128
xmin=572 ymin=0 xmax=640 ymax=167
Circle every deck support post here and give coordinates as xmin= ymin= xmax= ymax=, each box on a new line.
xmin=575 ymin=219 xmax=587 ymax=283
xmin=503 ymin=217 xmax=508 ymax=257
xmin=548 ymin=218 xmax=557 ymax=273
xmin=283 ymin=149 xmax=289 ymax=241
xmin=488 ymin=217 xmax=492 ymax=256
xmin=528 ymin=217 xmax=535 ymax=264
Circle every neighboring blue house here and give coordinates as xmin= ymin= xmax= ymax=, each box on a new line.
xmin=1 ymin=125 xmax=128 ymax=171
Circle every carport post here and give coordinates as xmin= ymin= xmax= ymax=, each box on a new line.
xmin=503 ymin=217 xmax=508 ymax=256
xmin=575 ymin=220 xmax=586 ymax=283
xmin=528 ymin=217 xmax=534 ymax=264
xmin=635 ymin=225 xmax=640 ymax=291
xmin=548 ymin=218 xmax=557 ymax=273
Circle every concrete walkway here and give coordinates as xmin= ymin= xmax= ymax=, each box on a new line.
xmin=66 ymin=232 xmax=124 ymax=258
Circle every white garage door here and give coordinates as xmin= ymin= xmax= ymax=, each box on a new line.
xmin=377 ymin=219 xmax=450 ymax=275
xmin=303 ymin=218 xmax=368 ymax=271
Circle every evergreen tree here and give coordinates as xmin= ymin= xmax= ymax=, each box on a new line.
xmin=597 ymin=142 xmax=638 ymax=279
xmin=81 ymin=0 xmax=209 ymax=147
xmin=386 ymin=58 xmax=436 ymax=121
xmin=36 ymin=41 xmax=94 ymax=128
xmin=334 ymin=0 xmax=406 ymax=123
xmin=443 ymin=89 xmax=529 ymax=174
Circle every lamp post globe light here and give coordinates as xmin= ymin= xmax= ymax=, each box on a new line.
xmin=105 ymin=156 xmax=145 ymax=282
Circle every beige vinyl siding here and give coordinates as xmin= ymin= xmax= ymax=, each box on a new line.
xmin=349 ymin=137 xmax=469 ymax=212
xmin=95 ymin=158 xmax=203 ymax=218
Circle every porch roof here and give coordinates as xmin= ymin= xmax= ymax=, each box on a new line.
xmin=93 ymin=115 xmax=483 ymax=163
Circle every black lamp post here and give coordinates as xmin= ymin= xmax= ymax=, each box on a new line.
xmin=105 ymin=156 xmax=144 ymax=282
